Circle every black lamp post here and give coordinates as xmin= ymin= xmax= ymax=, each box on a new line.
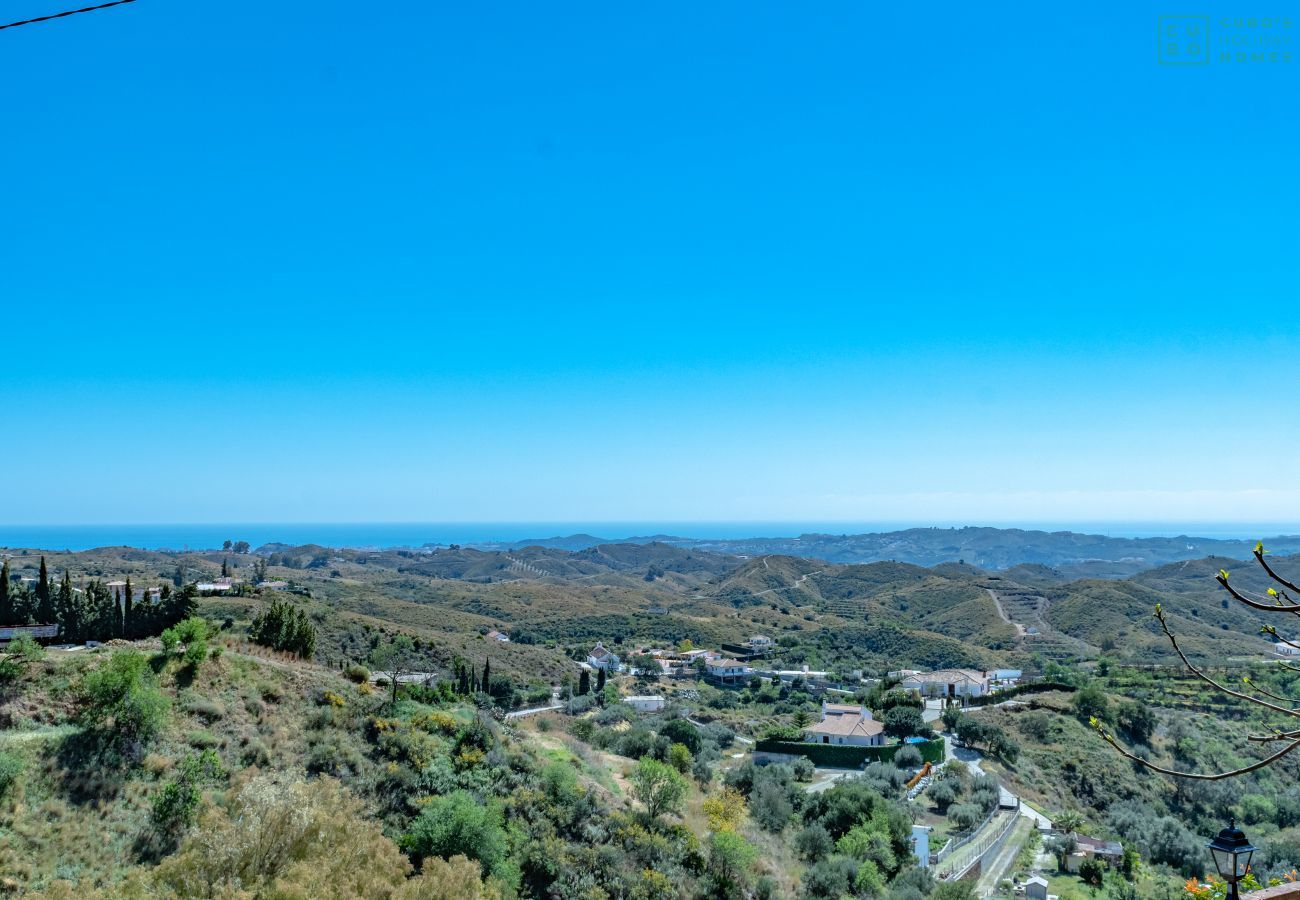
xmin=1208 ymin=818 xmax=1257 ymax=900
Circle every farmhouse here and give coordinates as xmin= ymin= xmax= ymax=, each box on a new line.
xmin=586 ymin=642 xmax=621 ymax=671
xmin=485 ymin=630 xmax=510 ymax=642
xmin=1064 ymin=834 xmax=1124 ymax=873
xmin=803 ymin=700 xmax=884 ymax=747
xmin=900 ymin=668 xmax=990 ymax=700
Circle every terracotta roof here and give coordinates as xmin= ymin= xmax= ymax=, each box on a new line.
xmin=1074 ymin=834 xmax=1122 ymax=855
xmin=806 ymin=716 xmax=884 ymax=738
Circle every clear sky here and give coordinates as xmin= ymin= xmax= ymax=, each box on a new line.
xmin=2 ymin=1 xmax=1297 ymax=526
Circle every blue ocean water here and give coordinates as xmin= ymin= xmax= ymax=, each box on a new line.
xmin=0 ymin=522 xmax=1294 ymax=552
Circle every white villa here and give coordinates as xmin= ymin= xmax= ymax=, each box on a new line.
xmin=586 ymin=643 xmax=621 ymax=671
xmin=900 ymin=668 xmax=990 ymax=699
xmin=803 ymin=700 xmax=885 ymax=747
xmin=705 ymin=658 xmax=752 ymax=684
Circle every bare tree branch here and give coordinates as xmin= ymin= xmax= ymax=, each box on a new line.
xmin=1096 ymin=724 xmax=1300 ymax=780
xmin=1152 ymin=605 xmax=1300 ymax=720
xmin=1256 ymin=547 xmax=1300 ymax=595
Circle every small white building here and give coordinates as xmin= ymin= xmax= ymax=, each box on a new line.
xmin=486 ymin=630 xmax=510 ymax=642
xmin=624 ymin=695 xmax=665 ymax=712
xmin=705 ymin=658 xmax=752 ymax=684
xmin=1024 ymin=875 xmax=1049 ymax=900
xmin=803 ymin=700 xmax=884 ymax=747
xmin=587 ymin=642 xmax=621 ymax=671
xmin=747 ymin=635 xmax=773 ymax=649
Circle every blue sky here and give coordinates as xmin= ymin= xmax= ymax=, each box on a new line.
xmin=2 ymin=1 xmax=1297 ymax=525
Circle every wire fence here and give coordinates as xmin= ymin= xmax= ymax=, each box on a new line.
xmin=934 ymin=809 xmax=1019 ymax=882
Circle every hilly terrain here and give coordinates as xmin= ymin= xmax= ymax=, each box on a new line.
xmin=4 ymin=536 xmax=1290 ymax=694
xmin=468 ymin=526 xmax=1300 ymax=576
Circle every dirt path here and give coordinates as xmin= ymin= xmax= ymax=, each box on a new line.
xmin=986 ymin=588 xmax=1026 ymax=638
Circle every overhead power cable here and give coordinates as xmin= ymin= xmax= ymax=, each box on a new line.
xmin=0 ymin=0 xmax=136 ymax=32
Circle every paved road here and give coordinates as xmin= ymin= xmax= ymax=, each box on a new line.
xmin=505 ymin=703 xmax=564 ymax=719
xmin=943 ymin=731 xmax=1052 ymax=827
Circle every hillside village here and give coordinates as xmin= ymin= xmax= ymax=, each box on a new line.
xmin=4 ymin=540 xmax=1300 ymax=898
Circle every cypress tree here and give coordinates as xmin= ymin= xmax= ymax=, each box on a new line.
xmin=0 ymin=559 xmax=12 ymax=625
xmin=596 ymin=666 xmax=606 ymax=694
xmin=222 ymin=558 xmax=229 ymax=578
xmin=36 ymin=556 xmax=54 ymax=624
xmin=56 ymin=570 xmax=75 ymax=641
xmin=123 ymin=577 xmax=134 ymax=639
xmin=482 ymin=658 xmax=491 ymax=696
xmin=578 ymin=669 xmax=591 ymax=696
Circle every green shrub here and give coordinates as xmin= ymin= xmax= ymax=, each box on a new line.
xmin=345 ymin=664 xmax=370 ymax=684
xmin=185 ymin=697 xmax=225 ymax=721
xmin=402 ymin=790 xmax=508 ymax=878
xmin=151 ymin=750 xmax=224 ymax=844
xmin=187 ymin=730 xmax=222 ymax=750
xmin=0 ymin=751 xmax=23 ymax=798
xmin=78 ymin=650 xmax=170 ymax=754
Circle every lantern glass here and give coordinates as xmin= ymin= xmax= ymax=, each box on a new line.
xmin=1210 ymin=846 xmax=1232 ymax=880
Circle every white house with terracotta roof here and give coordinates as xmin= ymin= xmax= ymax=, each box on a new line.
xmin=586 ymin=642 xmax=620 ymax=671
xmin=485 ymin=630 xmax=510 ymax=642
xmin=900 ymin=668 xmax=990 ymax=699
xmin=804 ymin=700 xmax=884 ymax=747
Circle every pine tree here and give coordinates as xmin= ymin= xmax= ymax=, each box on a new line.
xmin=578 ymin=670 xmax=591 ymax=696
xmin=482 ymin=658 xmax=491 ymax=696
xmin=0 ymin=560 xmax=12 ymax=625
xmin=123 ymin=577 xmax=134 ymax=639
xmin=36 ymin=556 xmax=54 ymax=624
xmin=170 ymin=584 xmax=199 ymax=625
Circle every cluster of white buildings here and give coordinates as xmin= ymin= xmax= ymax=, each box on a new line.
xmin=587 ymin=635 xmax=776 ymax=685
xmin=887 ymin=667 xmax=1022 ymax=701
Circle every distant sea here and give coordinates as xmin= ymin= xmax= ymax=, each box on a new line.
xmin=0 ymin=522 xmax=1296 ymax=552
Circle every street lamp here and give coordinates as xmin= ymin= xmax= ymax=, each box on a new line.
xmin=1208 ymin=818 xmax=1257 ymax=900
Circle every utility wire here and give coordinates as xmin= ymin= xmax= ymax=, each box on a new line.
xmin=1 ymin=0 xmax=136 ymax=32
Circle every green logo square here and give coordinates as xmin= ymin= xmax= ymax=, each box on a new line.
xmin=1159 ymin=15 xmax=1211 ymax=64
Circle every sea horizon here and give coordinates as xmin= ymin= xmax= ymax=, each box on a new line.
xmin=0 ymin=521 xmax=1297 ymax=552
